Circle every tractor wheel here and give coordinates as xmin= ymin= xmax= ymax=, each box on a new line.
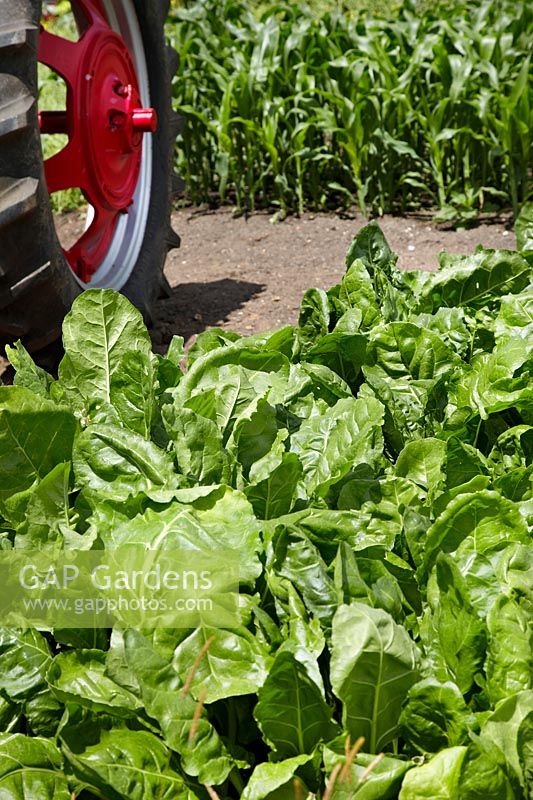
xmin=0 ymin=0 xmax=182 ymax=352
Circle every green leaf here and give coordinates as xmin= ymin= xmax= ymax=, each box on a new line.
xmin=109 ymin=349 xmax=156 ymax=438
xmin=0 ymin=734 xmax=70 ymax=799
xmin=123 ymin=629 xmax=236 ymax=786
xmin=278 ymin=584 xmax=326 ymax=690
xmin=494 ymin=291 xmax=533 ymax=342
xmin=399 ymin=678 xmax=476 ymax=753
xmin=61 ymin=721 xmax=190 ymax=800
xmin=0 ymin=697 xmax=20 ymax=735
xmin=360 ymin=372 xmax=441 ymax=452
xmin=268 ymin=504 xmax=400 ymax=558
xmin=54 ymin=627 xmax=110 ymax=652
xmin=409 ymin=248 xmax=531 ymax=312
xmin=172 ymin=626 xmax=269 ymax=703
xmin=333 ymin=542 xmax=414 ymax=623
xmin=487 ymin=425 xmax=533 ymax=477
xmin=366 ymin=322 xmax=460 ymax=381
xmin=458 ymin=738 xmax=517 ymax=800
xmin=4 ymin=463 xmax=76 ymax=550
xmin=395 ymin=439 xmax=446 ymax=497
xmin=248 ymin=427 xmax=289 ymax=483
xmin=429 ymin=555 xmax=487 ymax=695
xmin=515 ymin=202 xmax=533 ymax=254
xmin=271 ymin=527 xmax=338 ymax=630
xmin=481 ymin=691 xmax=533 ymax=792
xmin=323 ymin=740 xmax=411 ymax=799
xmin=494 ymin=466 xmax=533 ymax=502
xmin=227 ymin=396 xmax=279 ymax=479
xmin=163 ymin=404 xmax=229 ymax=485
xmin=24 ymin=688 xmax=64 ymax=737
xmin=450 ymin=337 xmax=533 ymax=419
xmin=331 ymin=258 xmax=381 ymax=330
xmin=450 ymin=540 xmax=533 ymax=619
xmin=330 ymin=602 xmax=420 ymax=752
xmin=298 ymin=362 xmax=354 ymax=405
xmin=254 ymin=650 xmax=338 ymax=757
xmin=5 ymin=341 xmax=53 ymax=397
xmin=296 ymin=288 xmax=330 ymax=353
xmin=166 ymin=334 xmax=185 ymax=366
xmin=423 ymin=490 xmax=529 ymax=577
xmin=73 ymin=423 xmax=177 ymax=500
xmin=0 ymin=387 xmax=77 ymax=504
xmin=518 ymin=711 xmax=533 ymax=794
xmin=47 ymin=649 xmax=142 ymax=716
xmin=345 ymin=221 xmax=398 ymax=278
xmin=245 ymin=453 xmax=303 ymax=519
xmin=242 ymin=754 xmax=312 ymax=800
xmin=301 ymin=324 xmax=367 ymax=389
xmin=175 ymin=344 xmax=289 ymax=436
xmin=409 ymin=307 xmax=474 ymax=360
xmin=56 ymin=289 xmax=152 ymax=410
xmin=290 ymin=396 xmax=384 ymax=497
xmin=0 ymin=629 xmax=51 ymax=700
xmin=333 ymin=541 xmax=376 ymax=607
xmin=344 ymin=223 xmax=411 ymax=323
xmin=398 ymin=746 xmax=467 ymax=799
xmin=498 ymin=544 xmax=533 ymax=603
xmin=187 ymin=328 xmax=241 ymax=366
xmin=108 ymin=486 xmax=261 ymax=584
xmin=485 ymin=595 xmax=532 ymax=705
xmin=337 ymin=474 xmax=422 ymax=546
xmin=443 ymin=437 xmax=489 ymax=491
xmin=154 ymin=335 xmax=184 ymax=395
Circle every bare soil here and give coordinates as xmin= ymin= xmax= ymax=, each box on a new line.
xmin=153 ymin=207 xmax=515 ymax=352
xmin=0 ymin=207 xmax=515 ymax=377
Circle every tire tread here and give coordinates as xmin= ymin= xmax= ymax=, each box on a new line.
xmin=0 ymin=76 xmax=34 ymax=138
xmin=0 ymin=19 xmax=34 ymax=51
xmin=0 ymin=176 xmax=38 ymax=228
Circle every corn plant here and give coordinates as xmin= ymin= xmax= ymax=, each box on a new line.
xmin=169 ymin=0 xmax=533 ymax=219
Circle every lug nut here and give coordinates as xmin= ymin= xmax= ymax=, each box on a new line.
xmin=131 ymin=108 xmax=158 ymax=133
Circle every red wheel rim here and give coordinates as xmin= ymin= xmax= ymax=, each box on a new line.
xmin=38 ymin=0 xmax=157 ymax=283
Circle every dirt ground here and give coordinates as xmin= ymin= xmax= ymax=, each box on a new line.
xmin=153 ymin=208 xmax=515 ymax=351
xmin=0 ymin=208 xmax=515 ymax=377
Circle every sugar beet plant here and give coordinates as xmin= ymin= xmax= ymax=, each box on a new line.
xmin=0 ymin=206 xmax=532 ymax=798
xmin=170 ymin=0 xmax=532 ymax=220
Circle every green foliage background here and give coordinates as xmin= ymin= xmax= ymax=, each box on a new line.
xmin=170 ymin=0 xmax=532 ymax=220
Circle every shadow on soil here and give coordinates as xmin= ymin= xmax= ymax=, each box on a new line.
xmin=1 ymin=277 xmax=266 ymax=381
xmin=152 ymin=277 xmax=266 ymax=349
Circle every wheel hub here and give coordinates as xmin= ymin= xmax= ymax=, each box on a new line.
xmin=84 ymin=34 xmax=145 ymax=210
xmin=38 ymin=0 xmax=157 ymax=282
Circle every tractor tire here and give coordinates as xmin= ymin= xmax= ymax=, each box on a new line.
xmin=0 ymin=0 xmax=182 ymax=352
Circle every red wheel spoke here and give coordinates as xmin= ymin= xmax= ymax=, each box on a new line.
xmin=67 ymin=206 xmax=119 ymax=281
xmin=44 ymin=141 xmax=86 ymax=194
xmin=71 ymin=0 xmax=108 ymax=32
xmin=38 ymin=29 xmax=83 ymax=87
xmin=39 ymin=111 xmax=69 ymax=135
